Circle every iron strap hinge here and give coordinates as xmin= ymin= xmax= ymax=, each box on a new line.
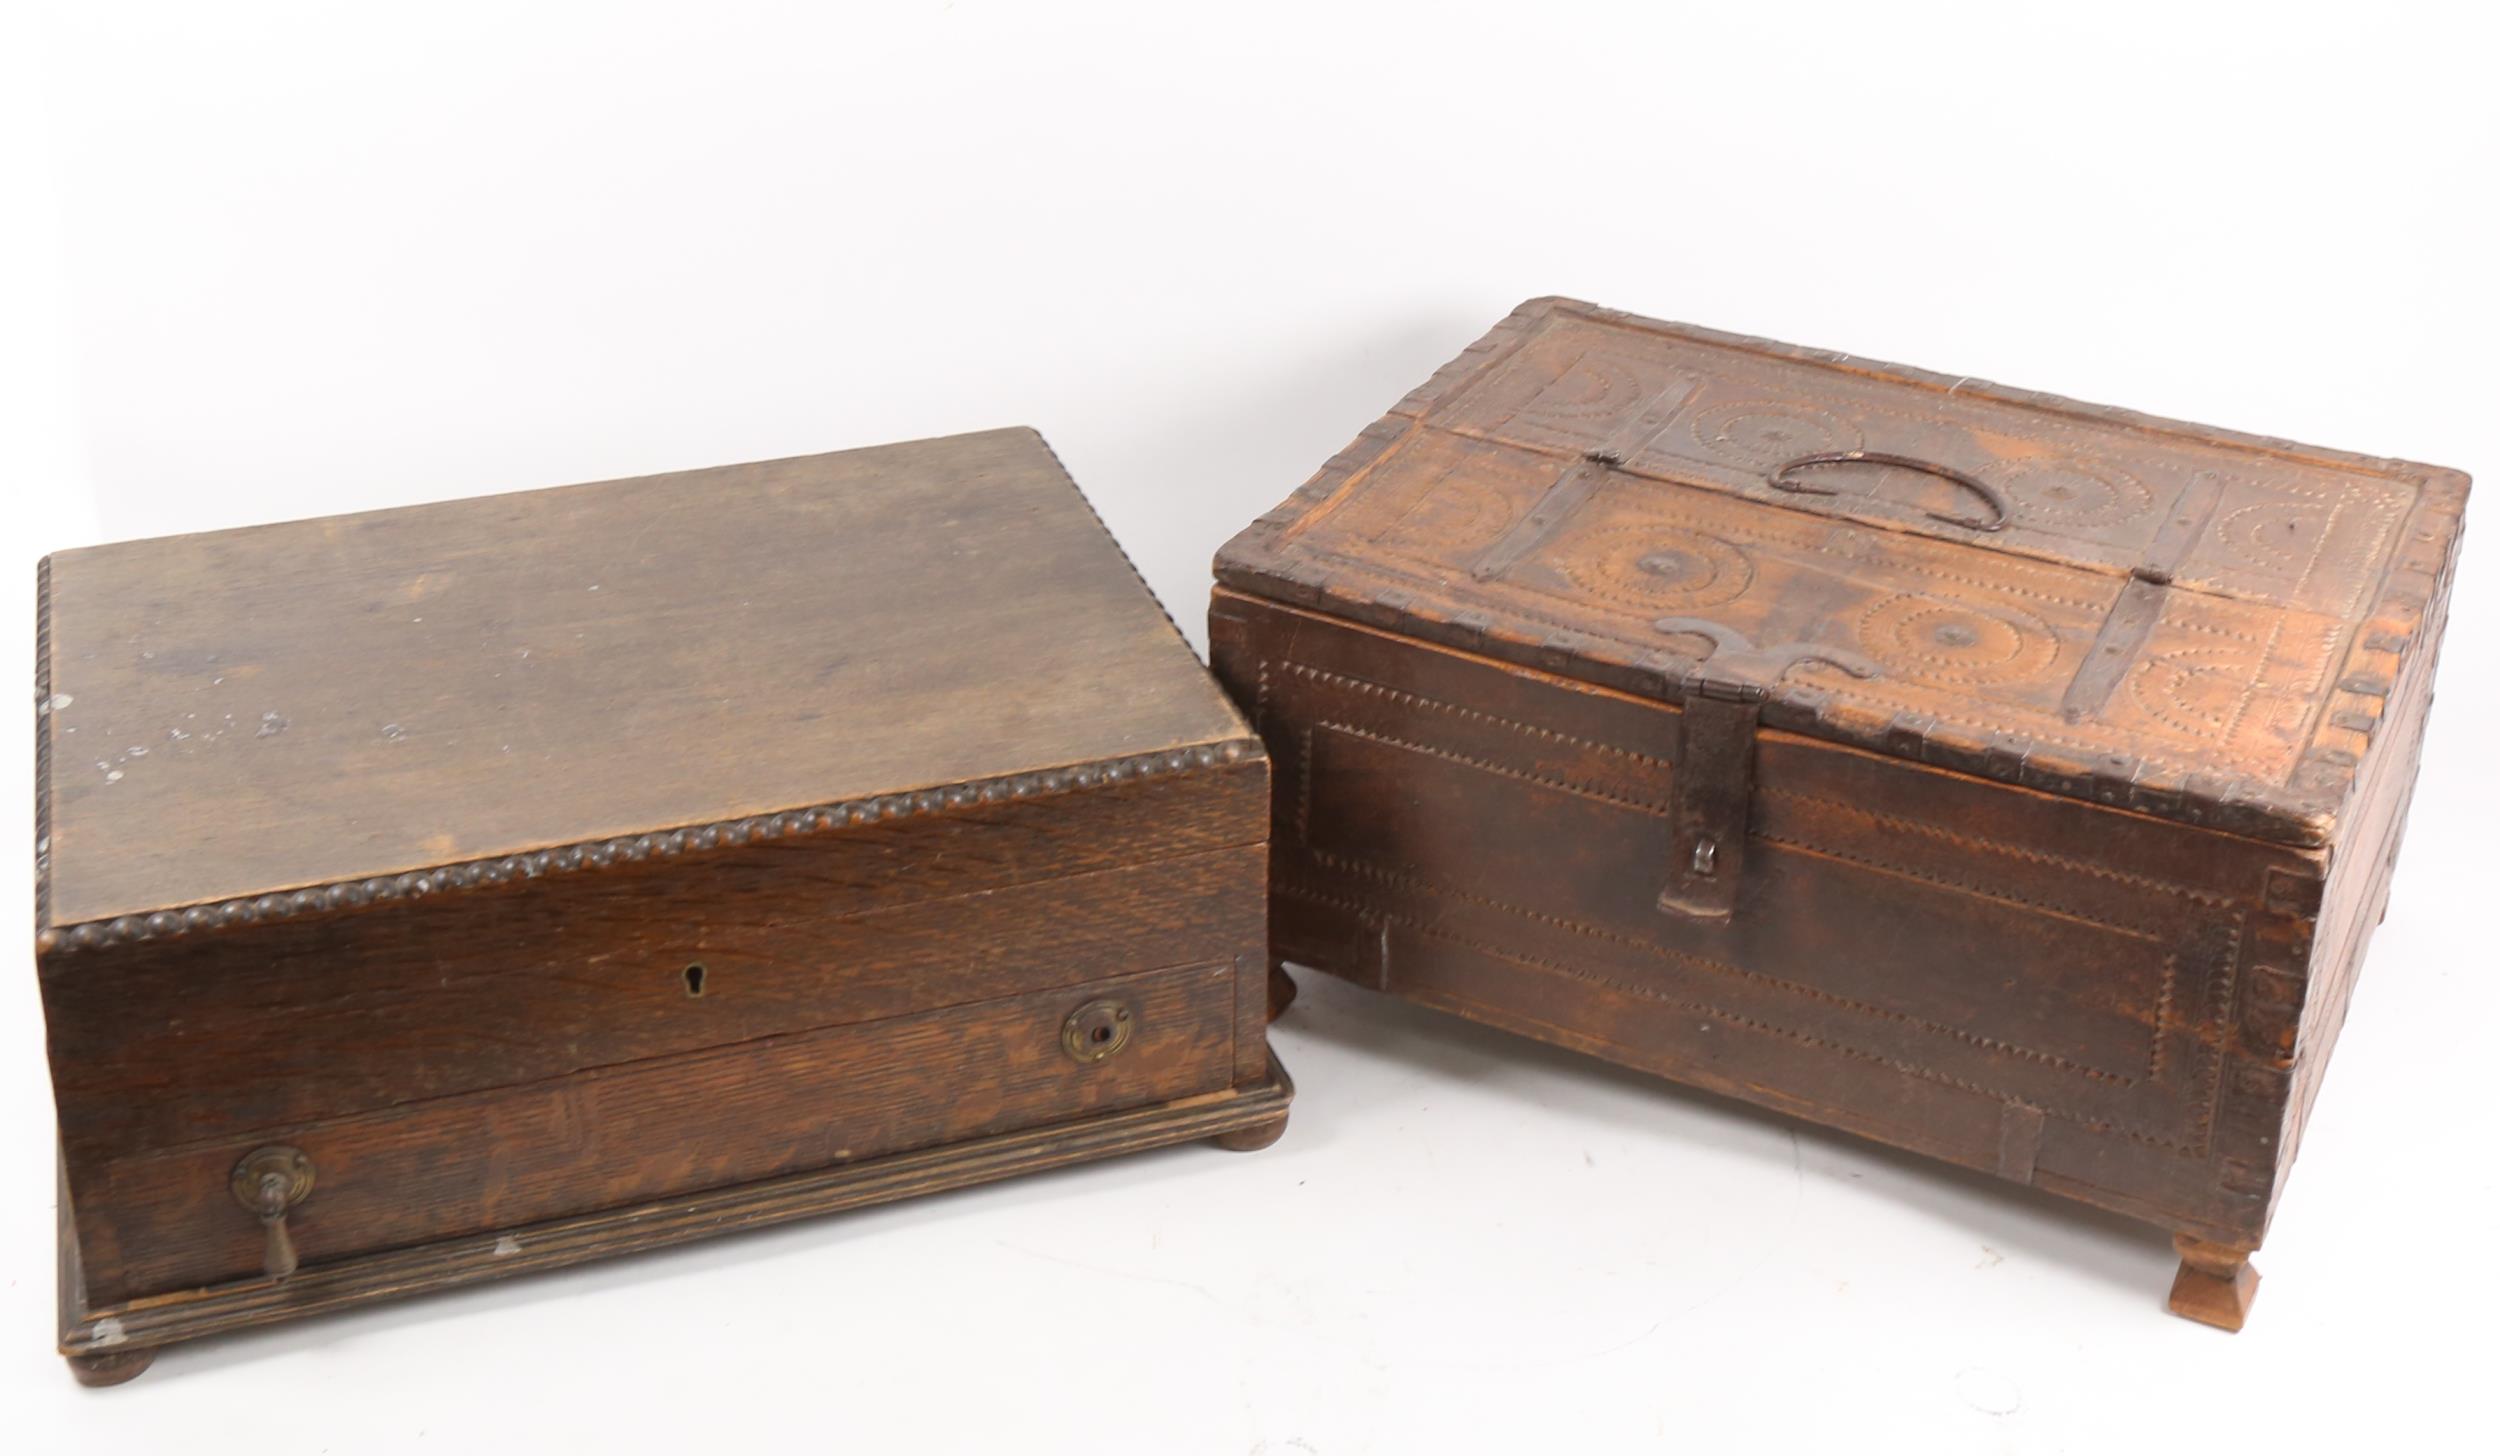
xmin=1650 ymin=617 xmax=1883 ymax=924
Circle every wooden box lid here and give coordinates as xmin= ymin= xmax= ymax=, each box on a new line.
xmin=39 ymin=428 xmax=1252 ymax=949
xmin=1217 ymin=298 xmax=2469 ymax=847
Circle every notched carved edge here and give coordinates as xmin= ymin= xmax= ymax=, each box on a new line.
xmin=1518 ymin=300 xmax=2476 ymax=845
xmin=1025 ymin=427 xmax=1246 ymax=712
xmin=1548 ymin=297 xmax=2471 ymax=489
xmin=1209 ymin=295 xmax=2474 ymax=849
xmin=35 ymin=738 xmax=1261 ymax=957
xmin=34 ymin=553 xmax=56 ymax=938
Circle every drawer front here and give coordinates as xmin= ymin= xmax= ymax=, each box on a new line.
xmin=73 ymin=961 xmax=1237 ymax=1302
xmin=44 ymin=763 xmax=1265 ymax=1161
xmin=1215 ymin=593 xmax=2321 ymax=1238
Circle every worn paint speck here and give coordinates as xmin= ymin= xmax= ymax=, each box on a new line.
xmin=91 ymin=1317 xmax=127 ymax=1348
xmin=40 ymin=692 xmax=71 ymax=714
xmin=258 ymin=712 xmax=288 ymax=738
xmin=493 ymin=1235 xmax=522 ymax=1257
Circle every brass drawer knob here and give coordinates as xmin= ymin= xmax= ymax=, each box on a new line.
xmin=230 ymin=1145 xmax=315 ymax=1282
xmin=1060 ymin=999 xmax=1135 ymax=1064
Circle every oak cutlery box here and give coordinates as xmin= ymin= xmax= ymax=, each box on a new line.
xmin=37 ymin=428 xmax=1288 ymax=1382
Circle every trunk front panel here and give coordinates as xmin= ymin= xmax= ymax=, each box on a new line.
xmin=1216 ymin=590 xmax=2320 ymax=1241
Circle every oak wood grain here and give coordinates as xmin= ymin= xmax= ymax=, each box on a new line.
xmin=78 ymin=961 xmax=1240 ymax=1299
xmin=43 ymin=771 xmax=1264 ymax=1162
xmin=60 ymin=1063 xmax=1293 ymax=1363
xmin=36 ymin=427 xmax=1283 ymax=1376
xmin=40 ymin=427 xmax=1245 ymax=928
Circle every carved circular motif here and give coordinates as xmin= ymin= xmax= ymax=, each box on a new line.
xmin=1553 ymin=525 xmax=1755 ymax=610
xmin=2213 ymin=500 xmax=2328 ymax=572
xmin=1993 ymin=457 xmax=2155 ymax=528
xmin=1517 ymin=353 xmax=1663 ymax=425
xmin=1688 ymin=401 xmax=1863 ymax=471
xmin=2125 ymin=650 xmax=2244 ymax=742
xmin=1854 ymin=591 xmax=2060 ymax=685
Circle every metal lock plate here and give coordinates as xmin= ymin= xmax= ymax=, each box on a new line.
xmin=1060 ymin=999 xmax=1135 ymax=1064
xmin=231 ymin=1144 xmax=314 ymax=1212
xmin=1657 ymin=689 xmax=1764 ymax=922
xmin=1650 ymin=618 xmax=1881 ymax=924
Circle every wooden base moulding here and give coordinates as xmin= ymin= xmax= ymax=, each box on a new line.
xmin=61 ymin=1062 xmax=1291 ymax=1383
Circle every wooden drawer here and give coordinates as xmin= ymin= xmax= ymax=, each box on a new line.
xmin=71 ymin=960 xmax=1239 ymax=1301
xmin=43 ymin=777 xmax=1264 ymax=1162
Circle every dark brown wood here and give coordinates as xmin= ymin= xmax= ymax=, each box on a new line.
xmin=1266 ymin=963 xmax=1299 ymax=1020
xmin=78 ymin=960 xmax=1242 ymax=1296
xmin=1209 ymin=1114 xmax=1290 ymax=1153
xmin=58 ymin=1064 xmax=1292 ymax=1364
xmin=65 ymin=1349 xmax=156 ymax=1388
xmin=44 ymin=792 xmax=1264 ymax=1167
xmin=1211 ymin=297 xmax=2467 ymax=1325
xmin=39 ymin=428 xmax=1244 ymax=930
xmin=37 ymin=428 xmax=1287 ymax=1379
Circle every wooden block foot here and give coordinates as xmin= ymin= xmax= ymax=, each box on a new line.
xmin=67 ymin=1347 xmax=158 ymax=1387
xmin=1211 ymin=1113 xmax=1288 ymax=1153
xmin=2167 ymin=1234 xmax=2259 ymax=1331
xmin=1267 ymin=964 xmax=1299 ymax=1021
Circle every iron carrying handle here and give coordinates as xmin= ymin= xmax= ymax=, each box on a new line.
xmin=1769 ymin=451 xmax=2010 ymax=532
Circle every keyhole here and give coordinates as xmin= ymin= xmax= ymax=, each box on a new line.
xmin=1091 ymin=1025 xmax=1113 ymax=1045
xmin=683 ymin=963 xmax=707 ymax=998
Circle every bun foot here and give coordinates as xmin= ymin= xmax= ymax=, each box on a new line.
xmin=1211 ymin=1114 xmax=1288 ymax=1153
xmin=2167 ymin=1234 xmax=2260 ymax=1331
xmin=1267 ymin=964 xmax=1299 ymax=1022
xmin=67 ymin=1347 xmax=158 ymax=1387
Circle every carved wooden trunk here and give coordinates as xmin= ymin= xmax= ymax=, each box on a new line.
xmin=37 ymin=429 xmax=1287 ymax=1383
xmin=1210 ymin=298 xmax=2466 ymax=1328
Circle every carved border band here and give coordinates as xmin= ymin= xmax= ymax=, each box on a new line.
xmin=37 ymin=739 xmax=1258 ymax=956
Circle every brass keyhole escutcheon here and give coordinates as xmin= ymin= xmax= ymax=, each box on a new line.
xmin=1060 ymin=999 xmax=1135 ymax=1065
xmin=230 ymin=1144 xmax=315 ymax=1283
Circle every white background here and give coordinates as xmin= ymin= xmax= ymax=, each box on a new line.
xmin=4 ymin=2 xmax=2493 ymax=1450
